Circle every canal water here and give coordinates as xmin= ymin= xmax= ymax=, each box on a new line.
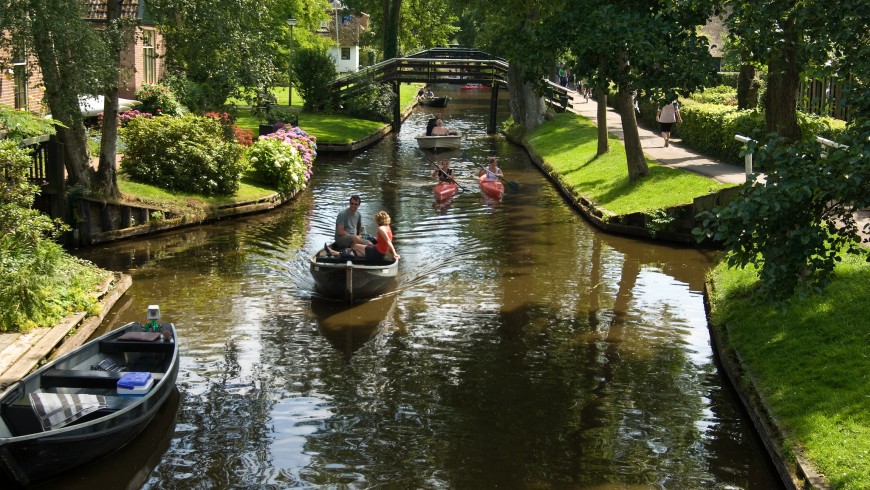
xmin=63 ymin=87 xmax=782 ymax=489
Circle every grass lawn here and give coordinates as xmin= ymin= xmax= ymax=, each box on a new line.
xmin=118 ymin=175 xmax=276 ymax=216
xmin=525 ymin=112 xmax=732 ymax=216
xmin=230 ymin=83 xmax=421 ymax=145
xmin=709 ymin=255 xmax=870 ymax=489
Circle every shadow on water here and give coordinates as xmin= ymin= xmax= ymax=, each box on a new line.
xmin=310 ymin=294 xmax=400 ymax=360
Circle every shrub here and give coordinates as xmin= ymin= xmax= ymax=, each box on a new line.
xmin=0 ymin=140 xmax=106 ymax=331
xmin=292 ymin=47 xmax=338 ymax=112
xmin=120 ymin=114 xmax=247 ymax=196
xmin=203 ymin=111 xmax=255 ymax=147
xmin=341 ymin=74 xmax=396 ymax=122
xmin=135 ymin=83 xmax=185 ymax=117
xmin=118 ymin=109 xmax=153 ymax=126
xmin=247 ymin=126 xmax=316 ymax=195
xmin=717 ymin=72 xmax=740 ymax=88
xmin=691 ymin=85 xmax=737 ymax=106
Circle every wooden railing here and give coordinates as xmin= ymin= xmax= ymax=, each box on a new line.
xmin=329 ymin=48 xmax=509 ymax=104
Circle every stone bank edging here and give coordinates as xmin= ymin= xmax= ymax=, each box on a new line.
xmin=703 ymin=282 xmax=829 ymax=490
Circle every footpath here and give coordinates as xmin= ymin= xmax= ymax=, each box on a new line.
xmin=564 ymin=91 xmax=870 ymax=242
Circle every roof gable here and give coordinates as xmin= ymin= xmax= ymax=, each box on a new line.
xmin=84 ymin=0 xmax=141 ymax=21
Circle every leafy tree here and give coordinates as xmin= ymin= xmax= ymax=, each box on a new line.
xmin=292 ymin=47 xmax=339 ymax=112
xmin=149 ymin=0 xmax=306 ymax=109
xmin=561 ymin=1 xmax=717 ymax=180
xmin=0 ymin=0 xmax=117 ymax=192
xmin=344 ymin=0 xmax=457 ymax=58
xmin=699 ymin=1 xmax=870 ymax=299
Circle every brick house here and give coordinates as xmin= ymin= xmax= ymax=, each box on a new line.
xmin=0 ymin=0 xmax=165 ymax=111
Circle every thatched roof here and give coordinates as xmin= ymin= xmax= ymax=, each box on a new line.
xmin=83 ymin=0 xmax=141 ymax=21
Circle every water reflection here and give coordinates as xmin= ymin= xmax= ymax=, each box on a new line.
xmin=70 ymin=85 xmax=780 ymax=488
xmin=310 ymin=294 xmax=401 ymax=360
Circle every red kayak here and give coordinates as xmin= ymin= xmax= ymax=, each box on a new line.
xmin=478 ymin=175 xmax=504 ymax=200
xmin=461 ymin=83 xmax=489 ymax=90
xmin=434 ymin=182 xmax=459 ymax=201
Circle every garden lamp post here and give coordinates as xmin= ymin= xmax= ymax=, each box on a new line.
xmin=286 ymin=18 xmax=298 ymax=107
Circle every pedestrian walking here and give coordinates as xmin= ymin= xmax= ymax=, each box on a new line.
xmin=656 ymin=100 xmax=682 ymax=147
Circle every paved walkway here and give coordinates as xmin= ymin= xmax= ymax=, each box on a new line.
xmin=565 ymin=91 xmax=870 ymax=243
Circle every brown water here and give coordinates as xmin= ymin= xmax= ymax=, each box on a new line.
xmin=66 ymin=88 xmax=782 ymax=489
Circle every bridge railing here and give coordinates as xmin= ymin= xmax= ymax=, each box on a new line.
xmin=329 ymin=56 xmax=509 ymax=104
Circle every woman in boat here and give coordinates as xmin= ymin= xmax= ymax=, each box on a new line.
xmin=478 ymin=156 xmax=504 ymax=181
xmin=353 ymin=211 xmax=400 ymax=261
xmin=431 ymin=160 xmax=454 ymax=182
xmin=431 ymin=119 xmax=450 ymax=136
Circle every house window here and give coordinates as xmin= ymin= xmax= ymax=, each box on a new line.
xmin=13 ymin=63 xmax=27 ymax=110
xmin=142 ymin=30 xmax=156 ymax=84
xmin=341 ymin=47 xmax=351 ymax=60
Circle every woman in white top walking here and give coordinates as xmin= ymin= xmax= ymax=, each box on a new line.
xmin=656 ymin=100 xmax=682 ymax=147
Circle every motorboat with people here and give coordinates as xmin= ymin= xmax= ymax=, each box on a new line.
xmin=417 ymin=96 xmax=448 ymax=108
xmin=310 ymin=249 xmax=399 ymax=303
xmin=415 ymin=131 xmax=463 ymax=151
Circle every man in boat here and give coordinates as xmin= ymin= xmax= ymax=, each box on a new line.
xmin=431 ymin=119 xmax=451 ymax=136
xmin=426 ymin=112 xmax=443 ymax=136
xmin=332 ymin=195 xmax=372 ymax=251
xmin=478 ymin=156 xmax=504 ymax=181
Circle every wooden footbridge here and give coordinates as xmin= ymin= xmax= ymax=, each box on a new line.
xmin=328 ymin=48 xmax=510 ymax=133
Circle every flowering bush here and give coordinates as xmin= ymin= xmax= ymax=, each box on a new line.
xmin=118 ymin=110 xmax=153 ymax=126
xmin=203 ymin=111 xmax=253 ymax=146
xmin=135 ymin=83 xmax=185 ymax=117
xmin=247 ymin=126 xmax=317 ymax=195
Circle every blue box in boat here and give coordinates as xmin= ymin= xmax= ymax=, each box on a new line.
xmin=117 ymin=372 xmax=153 ymax=396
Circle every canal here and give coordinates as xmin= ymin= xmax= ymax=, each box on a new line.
xmin=63 ymin=87 xmax=782 ymax=488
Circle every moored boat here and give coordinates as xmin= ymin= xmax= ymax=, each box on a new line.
xmin=310 ymin=250 xmax=399 ymax=303
xmin=417 ymin=96 xmax=448 ymax=108
xmin=434 ymin=182 xmax=459 ymax=201
xmin=0 ymin=308 xmax=179 ymax=486
xmin=415 ymin=131 xmax=463 ymax=151
xmin=478 ymin=174 xmax=504 ymax=200
xmin=461 ymin=83 xmax=489 ymax=90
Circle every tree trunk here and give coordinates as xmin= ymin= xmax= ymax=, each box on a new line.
xmin=736 ymin=64 xmax=756 ymax=110
xmin=764 ymin=18 xmax=801 ymax=142
xmin=507 ymin=63 xmax=546 ymax=131
xmin=27 ymin=7 xmax=92 ymax=189
xmin=383 ymin=0 xmax=401 ymax=59
xmin=616 ymin=88 xmax=648 ymax=180
xmin=595 ymin=83 xmax=609 ymax=156
xmin=95 ymin=0 xmax=124 ymax=199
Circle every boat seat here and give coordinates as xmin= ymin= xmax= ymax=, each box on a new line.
xmin=99 ymin=338 xmax=176 ymax=354
xmin=2 ymin=393 xmax=134 ymax=436
xmin=41 ymin=370 xmax=164 ymax=389
xmin=314 ymin=257 xmax=395 ymax=266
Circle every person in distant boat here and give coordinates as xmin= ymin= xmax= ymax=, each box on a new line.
xmin=431 ymin=119 xmax=450 ymax=136
xmin=478 ymin=156 xmax=504 ymax=181
xmin=431 ymin=159 xmax=454 ymax=182
xmin=332 ymin=195 xmax=371 ymax=250
xmin=426 ymin=112 xmax=443 ymax=136
xmin=424 ymin=88 xmax=435 ymax=98
xmin=353 ymin=211 xmax=400 ymax=261
xmin=417 ymin=87 xmax=425 ymax=98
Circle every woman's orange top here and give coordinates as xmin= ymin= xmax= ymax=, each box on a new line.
xmin=375 ymin=227 xmax=392 ymax=255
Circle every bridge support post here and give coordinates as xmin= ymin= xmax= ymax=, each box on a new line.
xmin=392 ymin=80 xmax=401 ymax=131
xmin=487 ymin=84 xmax=500 ymax=134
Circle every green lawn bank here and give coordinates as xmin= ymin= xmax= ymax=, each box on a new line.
xmin=520 ymin=110 xmax=868 ymax=489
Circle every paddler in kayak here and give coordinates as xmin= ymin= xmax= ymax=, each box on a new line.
xmin=478 ymin=156 xmax=504 ymax=181
xmin=431 ymin=159 xmax=455 ymax=182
